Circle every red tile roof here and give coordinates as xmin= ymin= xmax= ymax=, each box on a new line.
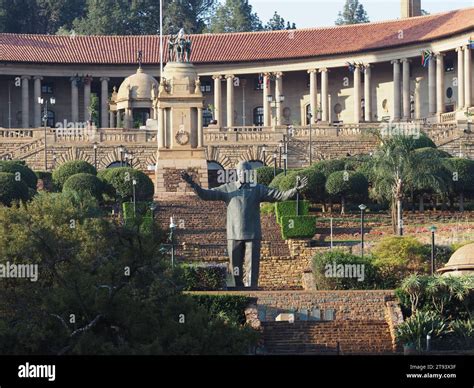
xmin=1 ymin=8 xmax=473 ymax=65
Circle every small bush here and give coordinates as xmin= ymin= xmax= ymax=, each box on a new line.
xmin=122 ymin=202 xmax=153 ymax=219
xmin=62 ymin=173 xmax=104 ymax=200
xmin=52 ymin=160 xmax=97 ymax=189
xmin=99 ymin=167 xmax=154 ymax=201
xmin=268 ymin=171 xmax=286 ymax=189
xmin=256 ymin=166 xmax=283 ymax=186
xmin=280 ymin=215 xmax=316 ymax=239
xmin=182 ymin=264 xmax=227 ymax=291
xmin=0 ymin=161 xmax=37 ymax=189
xmin=190 ymin=294 xmax=255 ymax=324
xmin=275 ymin=200 xmax=309 ymax=224
xmin=312 ymin=250 xmax=379 ymax=290
xmin=311 ymin=159 xmax=346 ymax=177
xmin=0 ymin=172 xmax=30 ymax=205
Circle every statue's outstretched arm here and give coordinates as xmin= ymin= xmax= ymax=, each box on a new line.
xmin=180 ymin=171 xmax=226 ymax=201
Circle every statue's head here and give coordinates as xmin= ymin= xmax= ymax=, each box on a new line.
xmin=236 ymin=161 xmax=252 ymax=184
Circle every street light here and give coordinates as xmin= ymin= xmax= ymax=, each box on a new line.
xmin=308 ymin=111 xmax=313 ymax=165
xmin=273 ymin=151 xmax=277 ymax=178
xmin=132 ymin=179 xmax=137 ymax=216
xmin=169 ymin=216 xmax=176 ymax=268
xmin=282 ymin=153 xmax=287 ymax=176
xmin=278 ymin=140 xmax=284 ymax=168
xmin=359 ymin=204 xmax=367 ymax=258
xmin=93 ymin=142 xmax=98 ymax=170
xmin=38 ymin=96 xmax=56 ymax=171
xmin=118 ymin=145 xmax=125 ymax=167
xmin=267 ymin=94 xmax=285 ymax=127
xmin=429 ymin=225 xmax=437 ymax=275
xmin=262 ymin=146 xmax=266 ymax=166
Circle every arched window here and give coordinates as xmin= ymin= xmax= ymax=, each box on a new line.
xmin=253 ymin=106 xmax=264 ymax=126
xmin=207 ymin=160 xmax=224 ymax=188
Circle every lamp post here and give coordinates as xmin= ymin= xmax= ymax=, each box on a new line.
xmin=132 ymin=179 xmax=137 ymax=216
xmin=430 ymin=225 xmax=437 ymax=275
xmin=52 ymin=154 xmax=57 ymax=169
xmin=93 ymin=142 xmax=98 ymax=170
xmin=267 ymin=94 xmax=285 ymax=128
xmin=118 ymin=145 xmax=125 ymax=167
xmin=308 ymin=111 xmax=313 ymax=165
xmin=273 ymin=151 xmax=277 ymax=178
xmin=262 ymin=146 xmax=266 ymax=166
xmin=278 ymin=140 xmax=284 ymax=168
xmin=282 ymin=153 xmax=287 ymax=176
xmin=38 ymin=96 xmax=55 ymax=171
xmin=169 ymin=216 xmax=176 ymax=268
xmin=359 ymin=204 xmax=367 ymax=258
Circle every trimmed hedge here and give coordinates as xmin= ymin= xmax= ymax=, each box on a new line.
xmin=256 ymin=166 xmax=283 ymax=186
xmin=0 ymin=160 xmax=37 ymax=189
xmin=190 ymin=294 xmax=255 ymax=324
xmin=268 ymin=171 xmax=287 ymax=189
xmin=182 ymin=264 xmax=227 ymax=291
xmin=99 ymin=167 xmax=154 ymax=201
xmin=280 ymin=215 xmax=316 ymax=239
xmin=0 ymin=172 xmax=30 ymax=205
xmin=52 ymin=160 xmax=97 ymax=189
xmin=275 ymin=200 xmax=309 ymax=225
xmin=62 ymin=173 xmax=104 ymax=200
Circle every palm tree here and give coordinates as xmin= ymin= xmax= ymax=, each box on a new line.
xmin=371 ymin=135 xmax=447 ymax=234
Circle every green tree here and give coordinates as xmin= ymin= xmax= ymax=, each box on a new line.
xmin=207 ymin=0 xmax=262 ymax=33
xmin=442 ymin=158 xmax=474 ymax=212
xmin=52 ymin=160 xmax=97 ymax=189
xmin=325 ymin=170 xmax=368 ymax=214
xmin=0 ymin=173 xmax=30 ymax=206
xmin=335 ymin=0 xmax=369 ymax=26
xmin=265 ymin=11 xmax=295 ymax=31
xmin=164 ymin=0 xmax=217 ymax=34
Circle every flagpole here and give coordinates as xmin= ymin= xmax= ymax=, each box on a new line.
xmin=159 ymin=0 xmax=163 ymax=77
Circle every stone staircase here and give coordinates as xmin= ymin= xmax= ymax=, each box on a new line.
xmin=262 ymin=320 xmax=394 ymax=354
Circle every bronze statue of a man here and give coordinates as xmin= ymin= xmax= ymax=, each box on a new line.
xmin=181 ymin=161 xmax=307 ymax=289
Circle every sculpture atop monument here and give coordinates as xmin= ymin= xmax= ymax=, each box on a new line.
xmin=168 ymin=28 xmax=192 ymax=63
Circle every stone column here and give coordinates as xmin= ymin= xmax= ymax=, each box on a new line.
xmin=109 ymin=111 xmax=115 ymax=128
xmin=158 ymin=108 xmax=165 ymax=148
xmin=465 ymin=46 xmax=472 ymax=108
xmin=308 ymin=69 xmax=318 ymax=124
xmin=320 ymin=68 xmax=329 ymax=122
xmin=353 ymin=65 xmax=361 ymax=123
xmin=263 ymin=73 xmax=271 ymax=127
xmin=428 ymin=55 xmax=436 ymax=115
xmin=84 ymin=78 xmax=91 ymax=122
xmin=392 ymin=60 xmax=401 ymax=121
xmin=33 ymin=76 xmax=42 ymax=127
xmin=414 ymin=77 xmax=423 ymax=120
xmin=225 ymin=74 xmax=234 ymax=128
xmin=21 ymin=76 xmax=30 ymax=128
xmin=70 ymin=77 xmax=79 ymax=124
xmin=274 ymin=72 xmax=283 ymax=126
xmin=197 ymin=107 xmax=203 ymax=147
xmin=117 ymin=110 xmax=122 ymax=128
xmin=212 ymin=75 xmax=222 ymax=127
xmin=364 ymin=64 xmax=372 ymax=122
xmin=100 ymin=77 xmax=110 ymax=128
xmin=436 ymin=53 xmax=445 ymax=114
xmin=456 ymin=47 xmax=465 ymax=110
xmin=402 ymin=58 xmax=411 ymax=120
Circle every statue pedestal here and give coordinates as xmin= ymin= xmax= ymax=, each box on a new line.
xmin=155 ymin=148 xmax=208 ymax=200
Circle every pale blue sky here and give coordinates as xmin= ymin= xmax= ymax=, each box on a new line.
xmin=248 ymin=0 xmax=474 ymax=28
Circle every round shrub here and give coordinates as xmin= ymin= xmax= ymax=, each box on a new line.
xmin=278 ymin=168 xmax=326 ymax=203
xmin=52 ymin=160 xmax=97 ymax=189
xmin=268 ymin=171 xmax=287 ymax=189
xmin=256 ymin=166 xmax=283 ymax=186
xmin=311 ymin=159 xmax=346 ymax=177
xmin=100 ymin=167 xmax=154 ymax=201
xmin=0 ymin=160 xmax=37 ymax=189
xmin=63 ymin=173 xmax=104 ymax=200
xmin=325 ymin=171 xmax=368 ymax=213
xmin=0 ymin=172 xmax=30 ymax=205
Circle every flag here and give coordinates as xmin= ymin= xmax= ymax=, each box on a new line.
xmin=346 ymin=62 xmax=355 ymax=73
xmin=469 ymin=37 xmax=474 ymax=49
xmin=421 ymin=49 xmax=432 ymax=67
xmin=258 ymin=73 xmax=263 ymax=84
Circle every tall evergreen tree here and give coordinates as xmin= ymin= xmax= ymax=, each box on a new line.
xmin=335 ymin=0 xmax=370 ymax=26
xmin=207 ymin=0 xmax=262 ymax=33
xmin=265 ymin=11 xmax=285 ymax=31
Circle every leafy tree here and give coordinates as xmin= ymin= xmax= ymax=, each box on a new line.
xmin=255 ymin=166 xmax=283 ymax=186
xmin=207 ymin=0 xmax=263 ymax=33
xmin=0 ymin=160 xmax=38 ymax=190
xmin=335 ymin=0 xmax=369 ymax=26
xmin=63 ymin=173 xmax=104 ymax=201
xmin=278 ymin=168 xmax=326 ymax=204
xmin=0 ymin=192 xmax=258 ymax=354
xmin=98 ymin=167 xmax=154 ymax=202
xmin=265 ymin=11 xmax=295 ymax=31
xmin=442 ymin=158 xmax=474 ymax=211
xmin=164 ymin=0 xmax=217 ymax=34
xmin=325 ymin=170 xmax=368 ymax=213
xmin=0 ymin=173 xmax=30 ymax=206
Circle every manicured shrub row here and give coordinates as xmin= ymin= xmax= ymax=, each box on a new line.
xmin=275 ymin=200 xmax=309 ymax=225
xmin=280 ymin=215 xmax=317 ymax=239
